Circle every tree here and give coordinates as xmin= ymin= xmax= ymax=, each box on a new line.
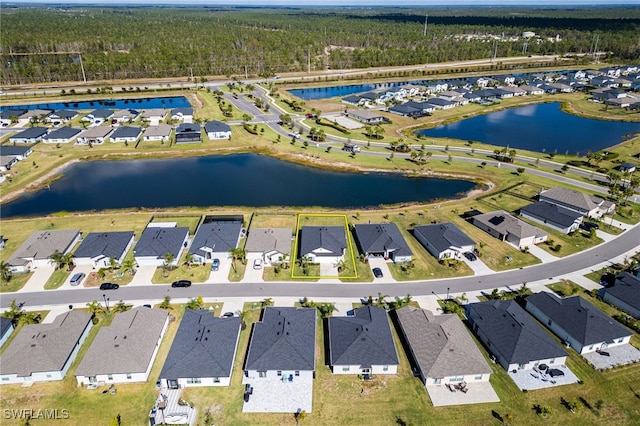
xmin=121 ymin=259 xmax=136 ymax=275
xmin=294 ymin=410 xmax=307 ymax=425
xmin=261 ymin=298 xmax=274 ymax=308
xmin=185 ymin=297 xmax=203 ymax=310
xmin=112 ymin=300 xmax=132 ymax=313
xmin=0 ymin=261 xmax=13 ymax=283
xmin=316 ymin=303 xmax=336 ymax=318
xmin=86 ymin=300 xmax=105 ymax=315
xmin=230 ymin=247 xmax=247 ymax=272
xmin=184 ymin=252 xmax=194 ymax=267
xmin=236 ymin=309 xmax=249 ymax=330
xmin=61 ymin=252 xmax=75 ymax=271
xmin=48 ymin=250 xmax=65 ymax=270
xmin=159 ymin=295 xmax=172 ymax=310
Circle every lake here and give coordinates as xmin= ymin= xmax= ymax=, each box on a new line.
xmin=416 ymin=102 xmax=640 ymax=155
xmin=0 ymin=96 xmax=191 ymax=112
xmin=289 ymin=81 xmax=411 ymax=100
xmin=0 ymin=154 xmax=476 ymax=218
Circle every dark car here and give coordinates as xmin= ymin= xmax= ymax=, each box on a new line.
xmin=463 ymin=252 xmax=477 ymax=261
xmin=211 ymin=258 xmax=220 ymax=271
xmin=171 ymin=280 xmax=192 ymax=288
xmin=99 ymin=282 xmax=119 ymax=290
xmin=222 ymin=312 xmax=235 ymax=318
xmin=580 ymin=222 xmax=599 ymax=231
xmin=372 ymin=267 xmax=383 ymax=278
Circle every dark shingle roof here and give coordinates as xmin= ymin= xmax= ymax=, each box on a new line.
xmin=1 ymin=109 xmax=28 ymax=119
xmin=50 ymin=110 xmax=78 ymax=120
xmin=520 ymin=201 xmax=583 ymax=228
xmin=134 ymin=226 xmax=189 ymax=259
xmin=353 ymin=223 xmax=412 ymax=258
xmin=204 ymin=121 xmax=231 ymax=133
xmin=160 ymin=311 xmax=241 ymax=380
xmin=467 ymin=300 xmax=567 ymax=365
xmin=110 ymin=126 xmax=142 ymax=139
xmin=74 ymin=231 xmax=134 ymax=259
xmin=171 ymin=108 xmax=193 ymax=116
xmin=396 ymin=306 xmax=492 ymax=378
xmin=43 ymin=127 xmax=82 ymax=140
xmin=328 ymin=306 xmax=399 ymax=367
xmin=526 ymin=293 xmax=632 ymax=346
xmin=0 ymin=145 xmax=32 ymax=156
xmin=245 ymin=307 xmax=316 ymax=371
xmin=413 ymin=223 xmax=475 ymax=253
xmin=176 ymin=123 xmax=201 ymax=133
xmin=299 ymin=226 xmax=346 ymax=257
xmin=190 ymin=222 xmax=241 ymax=257
xmin=604 ymin=272 xmax=640 ymax=314
xmin=342 ymin=95 xmax=362 ymax=104
xmin=87 ymin=109 xmax=114 ymax=119
xmin=1 ymin=316 xmax=14 ymax=338
xmin=10 ymin=127 xmax=49 ymax=140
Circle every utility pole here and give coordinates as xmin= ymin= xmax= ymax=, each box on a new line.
xmin=78 ymin=54 xmax=87 ymax=84
xmin=522 ymin=42 xmax=528 ymax=55
xmin=423 ymin=14 xmax=428 ymax=37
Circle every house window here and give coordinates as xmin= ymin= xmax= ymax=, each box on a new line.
xmin=46 ymin=374 xmax=52 ymax=378
xmin=213 ymin=378 xmax=220 ymax=383
xmin=434 ymin=378 xmax=442 ymax=385
xmin=277 ymin=371 xmax=282 ymax=377
xmin=295 ymin=371 xmax=300 ymax=377
xmin=518 ymin=364 xmax=526 ymax=370
xmin=547 ymin=319 xmax=552 ymax=326
xmin=126 ymin=374 xmax=132 ymax=380
xmin=450 ymin=376 xmax=464 ymax=382
xmin=258 ymin=371 xmax=266 ymax=378
xmin=1 ymin=378 xmax=8 ymax=381
xmin=186 ymin=378 xmax=201 ymax=384
xmin=475 ymin=375 xmax=483 ymax=381
xmin=549 ymin=359 xmax=555 ymax=365
xmin=617 ymin=338 xmax=624 ymax=343
xmin=342 ymin=367 xmax=350 ymax=372
xmin=383 ymin=365 xmax=389 ymax=372
xmin=589 ymin=345 xmax=593 ymax=350
xmin=107 ymin=375 xmax=113 ymax=381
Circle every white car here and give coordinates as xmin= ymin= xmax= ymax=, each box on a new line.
xmin=70 ymin=272 xmax=86 ymax=286
xmin=253 ymin=259 xmax=263 ymax=270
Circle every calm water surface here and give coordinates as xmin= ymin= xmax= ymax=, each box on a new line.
xmin=1 ymin=96 xmax=190 ymax=112
xmin=416 ymin=103 xmax=640 ymax=154
xmin=1 ymin=154 xmax=476 ymax=218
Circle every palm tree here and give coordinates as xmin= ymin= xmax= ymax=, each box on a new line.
xmin=86 ymin=300 xmax=105 ymax=315
xmin=61 ymin=252 xmax=75 ymax=271
xmin=0 ymin=261 xmax=12 ymax=283
xmin=236 ymin=309 xmax=249 ymax=330
xmin=229 ymin=247 xmax=246 ymax=273
xmin=317 ymin=303 xmax=336 ymax=318
xmin=112 ymin=300 xmax=132 ymax=313
xmin=48 ymin=250 xmax=65 ymax=270
xmin=159 ymin=295 xmax=172 ymax=310
xmin=184 ymin=252 xmax=194 ymax=268
xmin=108 ymin=257 xmax=118 ymax=271
xmin=261 ymin=298 xmax=274 ymax=308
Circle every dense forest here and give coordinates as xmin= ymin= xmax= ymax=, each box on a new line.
xmin=1 ymin=6 xmax=639 ymax=84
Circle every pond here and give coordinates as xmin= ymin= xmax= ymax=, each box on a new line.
xmin=0 ymin=96 xmax=191 ymax=112
xmin=0 ymin=154 xmax=477 ymax=218
xmin=415 ymin=102 xmax=640 ymax=155
xmin=289 ymin=81 xmax=411 ymax=100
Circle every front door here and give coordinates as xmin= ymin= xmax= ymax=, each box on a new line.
xmin=168 ymin=380 xmax=178 ymax=389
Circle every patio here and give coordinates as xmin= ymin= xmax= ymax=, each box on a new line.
xmin=151 ymin=389 xmax=197 ymax=425
xmin=426 ymin=382 xmax=500 ymax=406
xmin=583 ymin=344 xmax=640 ymax=370
xmin=242 ymin=376 xmax=313 ymax=413
xmin=508 ymin=364 xmax=580 ymax=391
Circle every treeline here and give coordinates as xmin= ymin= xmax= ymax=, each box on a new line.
xmin=1 ymin=6 xmax=639 ymax=84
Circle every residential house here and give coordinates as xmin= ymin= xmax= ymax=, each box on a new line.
xmin=471 ymin=210 xmax=548 ymax=250
xmin=42 ymin=127 xmax=82 ymax=144
xmin=245 ymin=228 xmax=292 ymax=264
xmin=0 ymin=156 xmax=19 ymax=172
xmin=82 ymin=109 xmax=114 ymax=125
xmin=76 ymin=126 xmax=114 ymax=145
xmin=601 ymin=272 xmax=640 ymax=319
xmin=341 ymin=95 xmax=364 ymax=106
xmin=244 ymin=307 xmax=316 ymax=380
xmin=499 ymin=86 xmax=527 ymax=96
xmin=133 ymin=224 xmax=189 ymax=267
xmin=465 ymin=300 xmax=568 ymax=372
xmin=9 ymin=127 xmax=49 ymax=144
xmin=328 ymin=306 xmax=399 ymax=375
xmin=159 ymin=311 xmax=241 ymax=388
xmin=175 ymin=123 xmax=202 ymax=143
xmin=519 ymin=85 xmax=545 ymax=95
xmin=413 ymin=223 xmax=475 ymax=261
xmin=491 ymin=88 xmax=515 ymax=99
xmin=141 ymin=109 xmax=168 ymax=125
xmin=0 ymin=145 xmax=33 ymax=160
xmin=539 ymin=187 xmax=615 ymax=218
xmin=396 ymin=306 xmax=493 ymax=386
xmin=171 ymin=108 xmax=193 ymax=124
xmin=525 ymin=292 xmax=633 ymax=354
xmin=204 ymin=121 xmax=232 ymax=140
xmin=20 ymin=109 xmax=53 ymax=124
xmin=426 ymin=98 xmax=455 ymax=109
xmin=75 ymin=308 xmax=169 ymax=385
xmin=346 ymin=109 xmax=387 ymax=125
xmin=619 ymin=162 xmax=637 ymax=174
xmin=73 ymin=231 xmax=135 ymax=268
xmin=189 ymin=221 xmax=242 ymax=263
xmin=142 ymin=124 xmax=172 ymax=142
xmin=519 ymin=201 xmax=583 ymax=234
xmin=299 ymin=226 xmax=346 ymax=264
xmin=0 ymin=311 xmax=92 ymax=385
xmin=0 ymin=108 xmax=28 ymax=126
xmin=111 ymin=109 xmax=140 ymax=125
xmin=352 ymin=223 xmax=412 ymax=263
xmin=109 ymin=126 xmax=142 ymax=143
xmin=0 ymin=317 xmax=15 ymax=348
xmin=7 ymin=229 xmax=81 ymax=273
xmin=47 ymin=110 xmax=78 ymax=124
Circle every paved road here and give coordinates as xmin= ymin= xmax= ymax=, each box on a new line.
xmin=3 ymin=222 xmax=638 ymax=309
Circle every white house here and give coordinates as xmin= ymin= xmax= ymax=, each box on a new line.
xmin=539 ymin=187 xmax=615 ymax=219
xmin=133 ymin=224 xmax=189 ymax=267
xmin=73 ymin=231 xmax=135 ymax=268
xmin=245 ymin=227 xmax=292 ymax=264
xmin=109 ymin=126 xmax=142 ymax=143
xmin=520 ymin=201 xmax=583 ymax=234
xmin=471 ymin=210 xmax=548 ymax=250
xmin=76 ymin=126 xmax=114 ymax=145
xmin=299 ymin=226 xmax=346 ymax=264
xmin=7 ymin=229 xmax=81 ymax=273
xmin=42 ymin=127 xmax=83 ymax=144
xmin=601 ymin=272 xmax=640 ymax=319
xmin=352 ymin=223 xmax=413 ymax=263
xmin=204 ymin=120 xmax=232 ymax=140
xmin=413 ymin=223 xmax=475 ymax=260
xmin=142 ymin=124 xmax=173 ymax=142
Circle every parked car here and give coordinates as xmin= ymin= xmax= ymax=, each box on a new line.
xmin=372 ymin=267 xmax=383 ymax=278
xmin=99 ymin=282 xmax=119 ymax=290
xmin=253 ymin=259 xmax=263 ymax=270
xmin=463 ymin=252 xmax=477 ymax=261
xmin=171 ymin=280 xmax=192 ymax=288
xmin=70 ymin=272 xmax=86 ymax=286
xmin=222 ymin=312 xmax=235 ymax=318
xmin=211 ymin=258 xmax=220 ymax=271
xmin=580 ymin=222 xmax=599 ymax=231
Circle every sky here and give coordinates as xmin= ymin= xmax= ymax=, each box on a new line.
xmin=2 ymin=0 xmax=639 ymax=5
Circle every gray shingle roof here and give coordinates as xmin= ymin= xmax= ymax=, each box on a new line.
xmin=8 ymin=229 xmax=80 ymax=267
xmin=353 ymin=223 xmax=412 ymax=258
xmin=328 ymin=306 xmax=399 ymax=368
xmin=110 ymin=126 xmax=142 ymax=139
xmin=43 ymin=127 xmax=82 ymax=140
xmin=134 ymin=226 xmax=189 ymax=259
xmin=75 ymin=308 xmax=168 ymax=376
xmin=50 ymin=110 xmax=78 ymax=120
xmin=245 ymin=228 xmax=292 ymax=255
xmin=413 ymin=223 xmax=475 ymax=253
xmin=0 ymin=311 xmax=92 ymax=377
xmin=10 ymin=127 xmax=49 ymax=140
xmin=204 ymin=121 xmax=231 ymax=133
xmin=299 ymin=226 xmax=346 ymax=258
xmin=466 ymin=300 xmax=567 ymax=365
xmin=160 ymin=311 xmax=241 ymax=380
xmin=78 ymin=126 xmax=114 ymax=138
xmin=171 ymin=108 xmax=193 ymax=117
xmin=396 ymin=306 xmax=492 ymax=378
xmin=73 ymin=231 xmax=134 ymax=260
xmin=0 ymin=108 xmax=27 ymax=119
xmin=0 ymin=145 xmax=32 ymax=156
xmin=526 ymin=293 xmax=632 ymax=346
xmin=143 ymin=124 xmax=172 ymax=138
xmin=604 ymin=272 xmax=640 ymax=314
xmin=520 ymin=201 xmax=583 ymax=228
xmin=87 ymin=109 xmax=114 ymax=119
xmin=473 ymin=210 xmax=547 ymax=239
xmin=176 ymin=123 xmax=201 ymax=133
xmin=245 ymin=307 xmax=316 ymax=371
xmin=539 ymin=187 xmax=602 ymax=212
xmin=190 ymin=222 xmax=241 ymax=257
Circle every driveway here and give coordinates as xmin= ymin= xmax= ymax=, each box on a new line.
xmin=461 ymin=256 xmax=494 ymax=276
xmin=524 ymin=244 xmax=558 ymax=263
xmin=205 ymin=258 xmax=232 ymax=283
xmin=242 ymin=262 xmax=264 ymax=283
xmin=18 ymin=265 xmax=55 ymax=293
xmin=128 ymin=265 xmax=157 ymax=286
xmin=367 ymin=258 xmax=396 ymax=283
xmin=60 ymin=265 xmax=93 ymax=291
